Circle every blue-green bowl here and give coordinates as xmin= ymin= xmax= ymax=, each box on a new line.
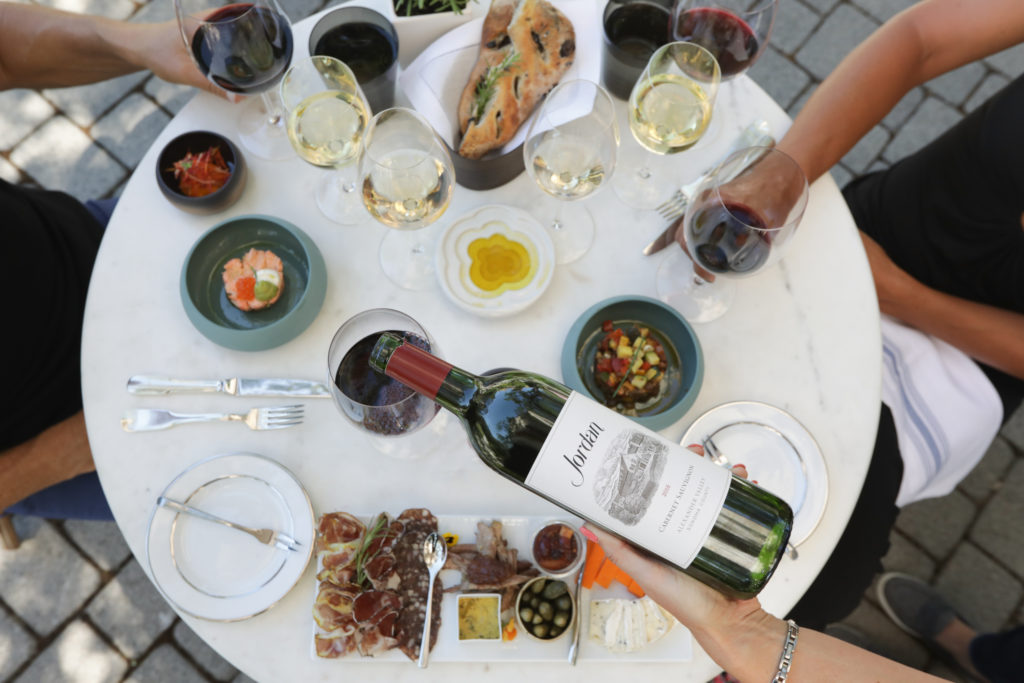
xmin=180 ymin=215 xmax=327 ymax=351
xmin=560 ymin=295 xmax=704 ymax=431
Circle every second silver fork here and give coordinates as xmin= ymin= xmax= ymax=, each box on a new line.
xmin=121 ymin=405 xmax=304 ymax=432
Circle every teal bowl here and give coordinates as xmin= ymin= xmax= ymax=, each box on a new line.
xmin=180 ymin=215 xmax=327 ymax=351
xmin=560 ymin=295 xmax=704 ymax=431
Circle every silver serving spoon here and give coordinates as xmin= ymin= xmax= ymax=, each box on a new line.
xmin=418 ymin=532 xmax=447 ymax=668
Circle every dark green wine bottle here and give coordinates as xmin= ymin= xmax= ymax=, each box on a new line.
xmin=370 ymin=332 xmax=792 ymax=599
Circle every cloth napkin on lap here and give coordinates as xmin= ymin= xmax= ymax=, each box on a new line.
xmin=880 ymin=315 xmax=1002 ymax=507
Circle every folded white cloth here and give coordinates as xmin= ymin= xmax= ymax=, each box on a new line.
xmin=880 ymin=315 xmax=1002 ymax=507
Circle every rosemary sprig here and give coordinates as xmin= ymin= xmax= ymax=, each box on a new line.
xmin=353 ymin=514 xmax=389 ymax=586
xmin=472 ymin=50 xmax=520 ymax=122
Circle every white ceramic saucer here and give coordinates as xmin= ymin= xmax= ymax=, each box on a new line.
xmin=680 ymin=401 xmax=828 ymax=546
xmin=435 ymin=204 xmax=555 ymax=317
xmin=146 ymin=452 xmax=314 ymax=621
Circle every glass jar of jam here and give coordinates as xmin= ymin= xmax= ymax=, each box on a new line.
xmin=531 ymin=521 xmax=583 ymax=577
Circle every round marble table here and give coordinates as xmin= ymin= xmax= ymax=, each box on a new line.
xmin=81 ymin=3 xmax=881 ymax=680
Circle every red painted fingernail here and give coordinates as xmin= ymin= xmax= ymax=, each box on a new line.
xmin=579 ymin=526 xmax=598 ymax=543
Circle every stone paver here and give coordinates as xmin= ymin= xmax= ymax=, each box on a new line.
xmin=0 ymin=90 xmax=55 ymax=151
xmin=9 ymin=116 xmax=125 ymax=200
xmin=1002 ymin=405 xmax=1024 ymax=451
xmin=965 ymin=72 xmax=1011 ymax=112
xmin=795 ymin=4 xmax=878 ymax=81
xmin=62 ymin=520 xmax=132 ymax=573
xmin=12 ymin=620 xmax=126 ymax=683
xmin=85 ymin=561 xmax=177 ymax=659
xmin=41 ymin=72 xmax=148 ymax=128
xmin=970 ymin=459 xmax=1024 ymax=575
xmin=839 ymin=124 xmax=887 ymax=174
xmin=958 ymin=436 xmax=1015 ymax=503
xmin=0 ymin=517 xmax=101 ymax=636
xmin=894 ymin=489 xmax=976 ymax=560
xmin=986 ymin=41 xmax=1024 ymax=78
xmin=925 ymin=61 xmax=987 ymax=108
xmin=850 ymin=0 xmax=916 ymax=22
xmin=749 ymin=46 xmax=811 ymax=110
xmin=123 ymin=645 xmax=207 ymax=683
xmin=879 ymin=531 xmax=935 ymax=579
xmin=883 ymin=96 xmax=962 ymax=163
xmin=881 ymin=86 xmax=924 ymax=131
xmin=92 ymin=93 xmax=172 ymax=168
xmin=772 ymin=0 xmax=820 ymax=56
xmin=0 ymin=608 xmax=35 ymax=681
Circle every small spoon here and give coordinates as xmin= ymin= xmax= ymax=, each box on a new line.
xmin=418 ymin=531 xmax=447 ymax=668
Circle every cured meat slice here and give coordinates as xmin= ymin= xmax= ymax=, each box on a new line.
xmin=318 ymin=512 xmax=366 ymax=548
xmin=315 ymin=632 xmax=358 ymax=658
xmin=353 ymin=590 xmax=403 ymax=626
xmin=313 ymin=584 xmax=358 ymax=633
xmin=364 ymin=554 xmax=400 ymax=592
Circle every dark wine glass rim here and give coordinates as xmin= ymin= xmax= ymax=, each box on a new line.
xmin=327 ymin=310 xmax=433 ymax=410
xmin=673 ymin=0 xmax=778 ymax=19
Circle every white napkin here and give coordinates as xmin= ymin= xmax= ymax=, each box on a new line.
xmin=880 ymin=314 xmax=1002 ymax=507
xmin=398 ymin=0 xmax=602 ymax=153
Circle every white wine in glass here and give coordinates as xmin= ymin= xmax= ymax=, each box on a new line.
xmin=523 ymin=79 xmax=618 ymax=265
xmin=613 ymin=41 xmax=720 ymax=209
xmin=360 ymin=108 xmax=455 ymax=290
xmin=281 ymin=56 xmax=369 ymax=224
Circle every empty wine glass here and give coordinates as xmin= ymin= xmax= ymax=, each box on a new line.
xmin=327 ymin=308 xmax=446 ymax=459
xmin=174 ymin=0 xmax=295 ymax=160
xmin=359 ymin=108 xmax=455 ymax=290
xmin=523 ymin=79 xmax=619 ymax=265
xmin=280 ymin=56 xmax=369 ymax=224
xmin=671 ymin=0 xmax=776 ymax=80
xmin=656 ymin=146 xmax=808 ymax=322
xmin=612 ymin=41 xmax=720 ymax=209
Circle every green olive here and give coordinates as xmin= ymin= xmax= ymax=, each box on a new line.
xmin=542 ymin=580 xmax=567 ymax=600
xmin=519 ymin=607 xmax=534 ymax=623
xmin=532 ymin=623 xmax=549 ymax=638
xmin=555 ymin=596 xmax=572 ymax=611
xmin=553 ymin=612 xmax=569 ymax=628
xmin=532 ymin=613 xmax=544 ymax=625
xmin=531 ymin=579 xmax=546 ymax=593
xmin=538 ymin=601 xmax=554 ymax=620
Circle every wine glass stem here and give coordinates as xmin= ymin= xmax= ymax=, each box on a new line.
xmin=637 ymin=165 xmax=652 ymax=180
xmin=259 ymin=90 xmax=283 ymax=127
xmin=551 ymin=199 xmax=566 ymax=232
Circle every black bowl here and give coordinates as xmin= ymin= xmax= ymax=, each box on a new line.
xmin=156 ymin=131 xmax=247 ymax=215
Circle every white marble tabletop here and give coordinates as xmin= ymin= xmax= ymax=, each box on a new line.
xmin=81 ymin=2 xmax=881 ymax=681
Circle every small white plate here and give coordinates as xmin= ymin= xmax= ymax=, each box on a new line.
xmin=146 ymin=452 xmax=314 ymax=621
xmin=680 ymin=401 xmax=828 ymax=547
xmin=435 ymin=205 xmax=556 ymax=317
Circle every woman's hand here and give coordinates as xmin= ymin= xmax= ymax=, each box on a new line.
xmin=121 ymin=20 xmax=232 ymax=99
xmin=858 ymin=230 xmax=916 ymax=315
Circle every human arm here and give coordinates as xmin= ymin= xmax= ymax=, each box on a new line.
xmin=0 ymin=2 xmax=222 ymax=95
xmin=583 ymin=525 xmax=943 ymax=683
xmin=861 ymin=231 xmax=1024 ymax=381
xmin=0 ymin=411 xmax=93 ymax=511
xmin=777 ymin=0 xmax=1024 ymax=184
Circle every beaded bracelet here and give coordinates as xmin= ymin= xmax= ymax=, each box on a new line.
xmin=771 ymin=619 xmax=800 ymax=683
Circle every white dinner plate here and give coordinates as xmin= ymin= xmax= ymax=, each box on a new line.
xmin=435 ymin=205 xmax=556 ymax=317
xmin=680 ymin=401 xmax=828 ymax=547
xmin=311 ymin=513 xmax=692 ymax=663
xmin=146 ymin=452 xmax=315 ymax=621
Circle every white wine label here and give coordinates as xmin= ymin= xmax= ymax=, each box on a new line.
xmin=525 ymin=391 xmax=730 ymax=568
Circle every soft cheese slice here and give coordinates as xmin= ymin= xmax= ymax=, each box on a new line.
xmin=589 ymin=596 xmax=677 ymax=653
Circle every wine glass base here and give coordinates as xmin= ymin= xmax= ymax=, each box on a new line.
xmin=379 ymin=227 xmax=436 ymax=290
xmin=361 ymin=410 xmax=452 ymax=460
xmin=611 ymin=146 xmax=678 ymax=210
xmin=655 ymin=249 xmax=736 ymax=323
xmin=547 ymin=202 xmax=594 ymax=265
xmin=316 ymin=173 xmax=366 ymax=225
xmin=238 ymin=97 xmax=294 ymax=161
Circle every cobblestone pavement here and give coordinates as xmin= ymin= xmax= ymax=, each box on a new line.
xmin=3 ymin=0 xmax=1023 ymax=681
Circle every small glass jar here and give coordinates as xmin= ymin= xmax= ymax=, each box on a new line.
xmin=514 ymin=576 xmax=576 ymax=642
xmin=530 ymin=520 xmax=584 ymax=578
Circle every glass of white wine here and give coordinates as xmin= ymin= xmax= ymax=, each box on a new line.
xmin=523 ymin=79 xmax=619 ymax=265
xmin=612 ymin=41 xmax=720 ymax=209
xmin=280 ymin=56 xmax=370 ymax=224
xmin=360 ymin=107 xmax=455 ymax=290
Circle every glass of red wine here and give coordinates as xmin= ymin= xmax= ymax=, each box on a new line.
xmin=670 ymin=0 xmax=776 ymax=80
xmin=328 ymin=308 xmax=449 ymax=459
xmin=174 ymin=0 xmax=295 ymax=160
xmin=655 ymin=146 xmax=808 ymax=323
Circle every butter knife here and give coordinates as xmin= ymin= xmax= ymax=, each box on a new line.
xmin=567 ymin=543 xmax=587 ymax=664
xmin=127 ymin=375 xmax=330 ymax=398
xmin=642 ymin=122 xmax=776 ymax=256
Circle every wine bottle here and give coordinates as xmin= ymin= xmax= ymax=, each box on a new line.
xmin=369 ymin=332 xmax=793 ymax=599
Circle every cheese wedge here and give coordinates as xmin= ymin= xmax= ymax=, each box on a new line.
xmin=589 ymin=596 xmax=676 ymax=653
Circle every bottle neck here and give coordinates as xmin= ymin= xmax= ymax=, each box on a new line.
xmin=369 ymin=332 xmax=478 ymax=416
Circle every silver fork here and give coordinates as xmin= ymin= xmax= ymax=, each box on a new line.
xmin=158 ymin=496 xmax=301 ymax=551
xmin=120 ymin=405 xmax=304 ymax=432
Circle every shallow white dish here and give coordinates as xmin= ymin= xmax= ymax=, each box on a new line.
xmin=435 ymin=205 xmax=555 ymax=317
xmin=146 ymin=452 xmax=315 ymax=621
xmin=680 ymin=401 xmax=828 ymax=547
xmin=312 ymin=513 xmax=692 ymax=663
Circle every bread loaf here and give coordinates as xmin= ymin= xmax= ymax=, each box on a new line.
xmin=457 ymin=0 xmax=575 ymax=159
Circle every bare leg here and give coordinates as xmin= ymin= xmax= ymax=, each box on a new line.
xmin=0 ymin=411 xmax=94 ymax=511
xmin=934 ymin=619 xmax=986 ymax=681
